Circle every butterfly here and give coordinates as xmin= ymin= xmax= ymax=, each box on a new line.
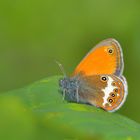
xmin=58 ymin=38 xmax=128 ymax=112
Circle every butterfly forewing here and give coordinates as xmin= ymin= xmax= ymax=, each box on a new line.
xmin=73 ymin=38 xmax=124 ymax=77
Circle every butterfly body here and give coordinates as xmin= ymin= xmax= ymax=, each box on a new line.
xmin=59 ymin=38 xmax=128 ymax=112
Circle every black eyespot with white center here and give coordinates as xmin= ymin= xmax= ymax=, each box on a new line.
xmin=101 ymin=76 xmax=108 ymax=82
xmin=108 ymin=98 xmax=113 ymax=103
xmin=111 ymin=93 xmax=115 ymax=97
xmin=107 ymin=48 xmax=114 ymax=54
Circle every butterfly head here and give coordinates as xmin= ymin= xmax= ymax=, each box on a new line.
xmin=59 ymin=77 xmax=70 ymax=90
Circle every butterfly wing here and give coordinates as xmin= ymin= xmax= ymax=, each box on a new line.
xmin=77 ymin=74 xmax=128 ymax=112
xmin=61 ymin=38 xmax=127 ymax=112
xmin=73 ymin=38 xmax=124 ymax=76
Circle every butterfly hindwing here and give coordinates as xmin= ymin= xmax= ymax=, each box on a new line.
xmin=76 ymin=74 xmax=127 ymax=112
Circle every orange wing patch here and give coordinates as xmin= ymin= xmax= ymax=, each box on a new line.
xmin=72 ymin=39 xmax=123 ymax=76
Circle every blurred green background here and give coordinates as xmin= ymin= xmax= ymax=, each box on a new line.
xmin=0 ymin=0 xmax=140 ymax=123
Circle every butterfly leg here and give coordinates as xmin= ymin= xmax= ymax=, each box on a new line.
xmin=62 ymin=89 xmax=66 ymax=101
xmin=76 ymin=84 xmax=79 ymax=103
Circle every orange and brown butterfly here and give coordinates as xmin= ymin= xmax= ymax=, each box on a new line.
xmin=59 ymin=38 xmax=128 ymax=112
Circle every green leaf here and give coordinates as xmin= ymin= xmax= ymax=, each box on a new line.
xmin=0 ymin=76 xmax=140 ymax=140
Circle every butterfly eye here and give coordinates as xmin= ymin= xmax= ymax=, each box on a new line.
xmin=101 ymin=76 xmax=108 ymax=82
xmin=107 ymin=48 xmax=114 ymax=54
xmin=59 ymin=79 xmax=63 ymax=85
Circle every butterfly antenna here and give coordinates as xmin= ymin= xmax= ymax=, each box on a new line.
xmin=55 ymin=60 xmax=67 ymax=77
